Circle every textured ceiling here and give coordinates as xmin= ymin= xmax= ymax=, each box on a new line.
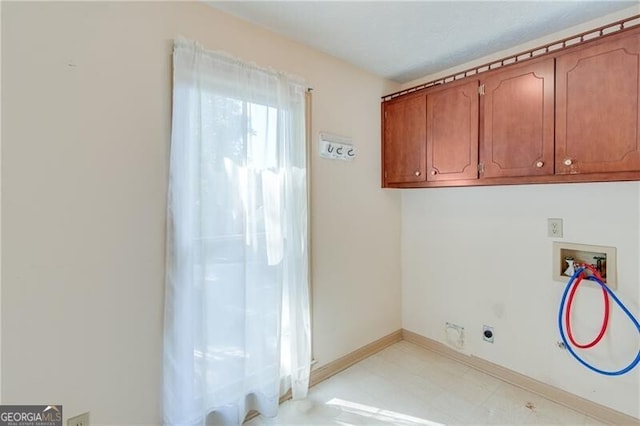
xmin=208 ymin=1 xmax=639 ymax=84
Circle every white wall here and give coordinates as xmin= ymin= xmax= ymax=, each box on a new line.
xmin=1 ymin=2 xmax=401 ymax=424
xmin=401 ymin=7 xmax=640 ymax=418
xmin=402 ymin=184 xmax=640 ymax=417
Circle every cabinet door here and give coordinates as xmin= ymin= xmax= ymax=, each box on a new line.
xmin=480 ymin=58 xmax=555 ymax=178
xmin=426 ymin=80 xmax=479 ymax=181
xmin=383 ymin=94 xmax=427 ymax=184
xmin=556 ymin=33 xmax=640 ymax=174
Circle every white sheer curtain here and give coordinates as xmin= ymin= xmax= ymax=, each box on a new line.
xmin=163 ymin=39 xmax=311 ymax=426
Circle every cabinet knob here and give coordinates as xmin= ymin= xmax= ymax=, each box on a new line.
xmin=536 ymin=161 xmax=544 ymax=168
xmin=431 ymin=170 xmax=437 ymax=176
xmin=564 ymin=159 xmax=573 ymax=166
xmin=414 ymin=170 xmax=421 ymax=176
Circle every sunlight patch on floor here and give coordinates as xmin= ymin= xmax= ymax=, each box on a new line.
xmin=326 ymin=398 xmax=444 ymax=426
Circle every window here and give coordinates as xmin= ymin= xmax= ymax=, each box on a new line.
xmin=163 ymin=39 xmax=311 ymax=426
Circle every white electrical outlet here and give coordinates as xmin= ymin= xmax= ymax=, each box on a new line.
xmin=547 ymin=218 xmax=563 ymax=238
xmin=68 ymin=412 xmax=90 ymax=426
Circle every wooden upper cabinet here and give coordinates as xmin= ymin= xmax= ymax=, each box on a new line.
xmin=480 ymin=58 xmax=555 ymax=178
xmin=426 ymin=80 xmax=479 ymax=181
xmin=381 ymin=25 xmax=640 ymax=188
xmin=556 ymin=32 xmax=640 ymax=175
xmin=382 ymin=93 xmax=427 ymax=185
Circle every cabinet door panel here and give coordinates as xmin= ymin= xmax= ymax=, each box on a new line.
xmin=556 ymin=33 xmax=640 ymax=174
xmin=383 ymin=94 xmax=426 ymax=184
xmin=481 ymin=58 xmax=555 ymax=178
xmin=427 ymin=80 xmax=479 ymax=181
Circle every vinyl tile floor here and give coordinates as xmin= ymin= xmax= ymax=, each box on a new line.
xmin=246 ymin=341 xmax=607 ymax=425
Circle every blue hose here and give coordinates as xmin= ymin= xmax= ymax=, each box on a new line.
xmin=558 ymin=266 xmax=640 ymax=376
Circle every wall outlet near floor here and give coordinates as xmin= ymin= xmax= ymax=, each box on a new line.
xmin=67 ymin=412 xmax=90 ymax=426
xmin=482 ymin=325 xmax=494 ymax=343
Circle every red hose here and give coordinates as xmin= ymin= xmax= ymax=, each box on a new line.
xmin=565 ymin=265 xmax=610 ymax=349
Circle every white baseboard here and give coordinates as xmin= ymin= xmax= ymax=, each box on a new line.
xmin=309 ymin=329 xmax=403 ymax=387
